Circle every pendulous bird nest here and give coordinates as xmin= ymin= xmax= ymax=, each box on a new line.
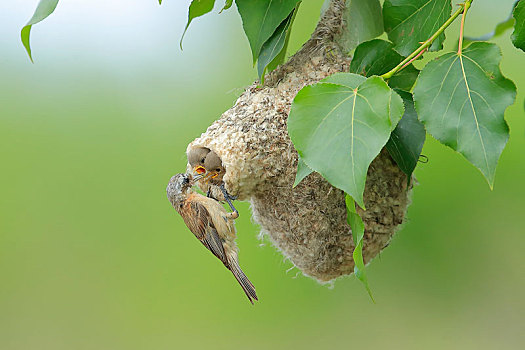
xmin=186 ymin=0 xmax=411 ymax=282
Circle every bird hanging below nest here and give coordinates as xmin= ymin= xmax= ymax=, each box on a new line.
xmin=166 ymin=173 xmax=257 ymax=304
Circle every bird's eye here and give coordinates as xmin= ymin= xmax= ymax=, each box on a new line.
xmin=216 ymin=168 xmax=221 ymax=172
xmin=200 ymin=158 xmax=206 ymax=163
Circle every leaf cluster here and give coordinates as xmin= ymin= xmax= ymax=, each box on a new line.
xmin=287 ymin=0 xmax=522 ymax=295
xmin=289 ymin=0 xmax=522 ymax=198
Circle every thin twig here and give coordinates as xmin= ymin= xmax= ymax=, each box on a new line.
xmin=381 ymin=0 xmax=474 ymax=80
xmin=399 ymin=47 xmax=428 ymax=71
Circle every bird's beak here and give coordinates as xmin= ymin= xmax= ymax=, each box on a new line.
xmin=192 ymin=166 xmax=207 ymax=181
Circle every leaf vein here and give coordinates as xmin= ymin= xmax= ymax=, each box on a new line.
xmin=459 ymin=55 xmax=491 ymax=179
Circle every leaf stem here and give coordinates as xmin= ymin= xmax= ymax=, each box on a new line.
xmin=381 ymin=0 xmax=474 ymax=80
xmin=398 ymin=46 xmax=428 ymax=71
xmin=458 ymin=0 xmax=473 ymax=55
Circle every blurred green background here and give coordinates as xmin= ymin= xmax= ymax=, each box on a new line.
xmin=1 ymin=1 xmax=524 ymax=349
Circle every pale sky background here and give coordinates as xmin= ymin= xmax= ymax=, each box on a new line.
xmin=1 ymin=1 xmax=254 ymax=99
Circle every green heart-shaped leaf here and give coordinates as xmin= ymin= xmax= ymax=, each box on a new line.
xmin=345 ymin=194 xmax=374 ymax=302
xmin=350 ymin=40 xmax=424 ymax=177
xmin=512 ymin=0 xmax=525 ymax=51
xmin=350 ymin=39 xmax=419 ymax=92
xmin=339 ymin=0 xmax=384 ymax=52
xmin=236 ymin=0 xmax=300 ymax=63
xmin=180 ymin=0 xmax=216 ymax=49
xmin=293 ymin=156 xmax=313 ymax=187
xmin=21 ymin=0 xmax=60 ymax=62
xmin=220 ymin=0 xmax=233 ymax=13
xmin=385 ymin=91 xmax=426 ymax=178
xmin=257 ymin=6 xmax=297 ymax=82
xmin=383 ymin=0 xmax=451 ymax=57
xmin=413 ymin=42 xmax=516 ymax=188
xmin=288 ymin=73 xmax=404 ymax=207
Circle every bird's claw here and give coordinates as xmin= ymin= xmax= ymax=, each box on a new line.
xmin=219 ymin=183 xmax=239 ymax=218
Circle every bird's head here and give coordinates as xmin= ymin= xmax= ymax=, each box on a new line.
xmin=166 ymin=173 xmax=192 ymax=205
xmin=187 ymin=147 xmax=210 ymax=180
xmin=187 ymin=147 xmax=225 ymax=183
xmin=203 ymin=150 xmax=225 ymax=183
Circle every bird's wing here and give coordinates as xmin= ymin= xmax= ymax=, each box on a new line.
xmin=182 ymin=200 xmax=228 ymax=266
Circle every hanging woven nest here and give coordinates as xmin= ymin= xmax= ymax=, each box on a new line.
xmin=186 ymin=0 xmax=411 ymax=283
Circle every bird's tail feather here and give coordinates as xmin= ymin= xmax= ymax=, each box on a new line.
xmin=229 ymin=258 xmax=258 ymax=304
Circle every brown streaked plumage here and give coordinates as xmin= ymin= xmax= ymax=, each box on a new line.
xmin=166 ymin=173 xmax=257 ymax=304
xmin=187 ymin=147 xmax=238 ymax=216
